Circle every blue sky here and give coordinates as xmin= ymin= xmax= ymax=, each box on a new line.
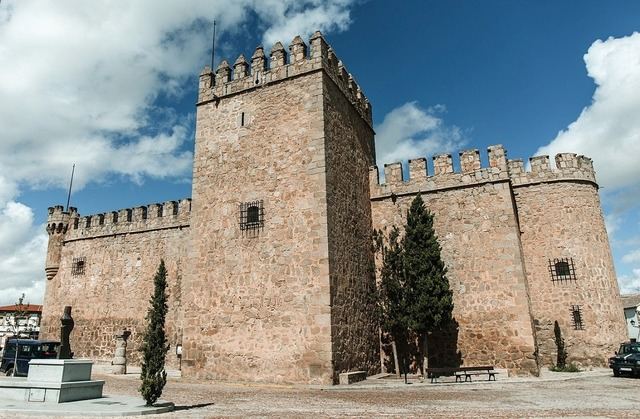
xmin=1 ymin=0 xmax=639 ymax=304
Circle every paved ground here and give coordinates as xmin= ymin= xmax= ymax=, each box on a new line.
xmin=2 ymin=368 xmax=639 ymax=418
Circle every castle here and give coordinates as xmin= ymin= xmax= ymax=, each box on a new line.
xmin=40 ymin=32 xmax=627 ymax=384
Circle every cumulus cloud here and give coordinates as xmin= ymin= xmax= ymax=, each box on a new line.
xmin=0 ymin=202 xmax=47 ymax=306
xmin=0 ymin=0 xmax=358 ymax=303
xmin=534 ymin=32 xmax=640 ymax=190
xmin=374 ymin=102 xmax=467 ymax=169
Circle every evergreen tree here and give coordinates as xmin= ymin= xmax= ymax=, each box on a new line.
xmin=139 ymin=260 xmax=170 ymax=406
xmin=402 ymin=194 xmax=453 ymax=374
xmin=377 ymin=226 xmax=411 ymax=376
xmin=554 ymin=320 xmax=567 ymax=369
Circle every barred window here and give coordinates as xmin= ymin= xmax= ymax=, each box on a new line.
xmin=549 ymin=258 xmax=576 ymax=282
xmin=571 ymin=305 xmax=584 ymax=330
xmin=239 ymin=200 xmax=264 ymax=233
xmin=71 ymin=257 xmax=86 ymax=276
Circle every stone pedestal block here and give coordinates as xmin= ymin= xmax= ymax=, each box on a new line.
xmin=0 ymin=359 xmax=104 ymax=403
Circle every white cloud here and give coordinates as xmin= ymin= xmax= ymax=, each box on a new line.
xmin=623 ymin=249 xmax=640 ymax=264
xmin=0 ymin=0 xmax=358 ymax=303
xmin=375 ymin=102 xmax=466 ymax=168
xmin=619 ymin=268 xmax=640 ymax=294
xmin=0 ymin=202 xmax=47 ymax=306
xmin=605 ymin=213 xmax=622 ymax=238
xmin=534 ymin=32 xmax=640 ymax=190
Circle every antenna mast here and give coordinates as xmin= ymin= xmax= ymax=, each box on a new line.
xmin=65 ymin=164 xmax=75 ymax=212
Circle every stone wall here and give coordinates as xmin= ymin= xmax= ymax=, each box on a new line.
xmin=370 ymin=147 xmax=539 ymax=376
xmin=323 ymin=71 xmax=380 ymax=380
xmin=511 ymin=155 xmax=627 ymax=366
xmin=40 ymin=209 xmax=190 ymax=370
xmin=183 ymin=67 xmax=335 ymax=383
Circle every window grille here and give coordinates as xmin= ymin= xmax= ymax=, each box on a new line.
xmin=71 ymin=257 xmax=86 ymax=276
xmin=571 ymin=305 xmax=584 ymax=330
xmin=548 ymin=257 xmax=577 ymax=282
xmin=239 ymin=200 xmax=264 ymax=233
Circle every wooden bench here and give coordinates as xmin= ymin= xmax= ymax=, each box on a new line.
xmin=426 ymin=366 xmax=498 ymax=383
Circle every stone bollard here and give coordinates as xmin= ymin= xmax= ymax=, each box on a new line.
xmin=112 ymin=330 xmax=131 ymax=374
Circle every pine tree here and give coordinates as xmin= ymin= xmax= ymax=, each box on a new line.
xmin=139 ymin=260 xmax=170 ymax=406
xmin=402 ymin=194 xmax=453 ymax=375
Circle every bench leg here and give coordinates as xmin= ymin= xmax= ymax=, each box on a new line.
xmin=455 ymin=375 xmax=462 ymax=383
xmin=465 ymin=374 xmax=471 ymax=382
xmin=489 ymin=373 xmax=495 ymax=381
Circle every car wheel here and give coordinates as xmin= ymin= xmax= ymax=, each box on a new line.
xmin=5 ymin=368 xmax=14 ymax=377
xmin=613 ymin=368 xmax=620 ymax=377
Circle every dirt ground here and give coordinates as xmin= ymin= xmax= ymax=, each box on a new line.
xmin=4 ymin=369 xmax=640 ymax=418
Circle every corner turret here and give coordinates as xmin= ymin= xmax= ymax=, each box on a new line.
xmin=45 ymin=205 xmax=73 ymax=280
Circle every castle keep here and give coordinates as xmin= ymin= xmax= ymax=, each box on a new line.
xmin=40 ymin=32 xmax=626 ymax=383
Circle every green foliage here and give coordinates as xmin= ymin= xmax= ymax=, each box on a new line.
xmin=139 ymin=260 xmax=170 ymax=406
xmin=549 ymin=363 xmax=581 ymax=373
xmin=375 ymin=195 xmax=454 ymax=373
xmin=402 ymin=195 xmax=453 ymax=336
xmin=554 ymin=320 xmax=567 ymax=369
xmin=377 ymin=226 xmax=410 ymax=341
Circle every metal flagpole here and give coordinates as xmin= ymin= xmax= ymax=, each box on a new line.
xmin=65 ymin=164 xmax=75 ymax=212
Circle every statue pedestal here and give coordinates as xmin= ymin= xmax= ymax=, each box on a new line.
xmin=0 ymin=360 xmax=104 ymax=403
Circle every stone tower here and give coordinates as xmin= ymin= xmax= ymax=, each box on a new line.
xmin=508 ymin=154 xmax=627 ymax=366
xmin=181 ymin=32 xmax=379 ymax=384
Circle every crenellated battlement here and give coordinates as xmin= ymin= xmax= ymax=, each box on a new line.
xmin=57 ymin=199 xmax=192 ymax=241
xmin=370 ymin=145 xmax=511 ymax=199
xmin=197 ymin=31 xmax=372 ymax=125
xmin=507 ymin=152 xmax=596 ymax=187
xmin=369 ymin=145 xmax=598 ymax=199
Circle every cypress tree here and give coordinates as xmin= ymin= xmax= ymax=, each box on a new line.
xmin=554 ymin=320 xmax=567 ymax=369
xmin=402 ymin=194 xmax=453 ymax=375
xmin=139 ymin=260 xmax=170 ymax=406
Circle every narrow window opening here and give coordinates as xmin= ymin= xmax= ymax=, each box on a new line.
xmin=571 ymin=305 xmax=584 ymax=330
xmin=126 ymin=209 xmax=132 ymax=222
xmin=239 ymin=200 xmax=264 ymax=234
xmin=241 ymin=112 xmax=245 ymax=127
xmin=98 ymin=214 xmax=105 ymax=226
xmin=72 ymin=257 xmax=86 ymax=276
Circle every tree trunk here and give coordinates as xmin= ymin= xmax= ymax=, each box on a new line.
xmin=391 ymin=341 xmax=400 ymax=377
xmin=422 ymin=333 xmax=429 ymax=377
xmin=379 ymin=328 xmax=386 ymax=374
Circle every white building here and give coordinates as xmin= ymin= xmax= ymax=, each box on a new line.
xmin=0 ymin=304 xmax=42 ymax=348
xmin=620 ymin=294 xmax=640 ymax=342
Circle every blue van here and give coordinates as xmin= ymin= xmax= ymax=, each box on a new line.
xmin=0 ymin=339 xmax=60 ymax=377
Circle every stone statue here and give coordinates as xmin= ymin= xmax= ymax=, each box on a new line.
xmin=57 ymin=306 xmax=74 ymax=359
xmin=112 ymin=329 xmax=131 ymax=374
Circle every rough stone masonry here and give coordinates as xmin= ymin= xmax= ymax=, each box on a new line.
xmin=40 ymin=32 xmax=627 ymax=384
